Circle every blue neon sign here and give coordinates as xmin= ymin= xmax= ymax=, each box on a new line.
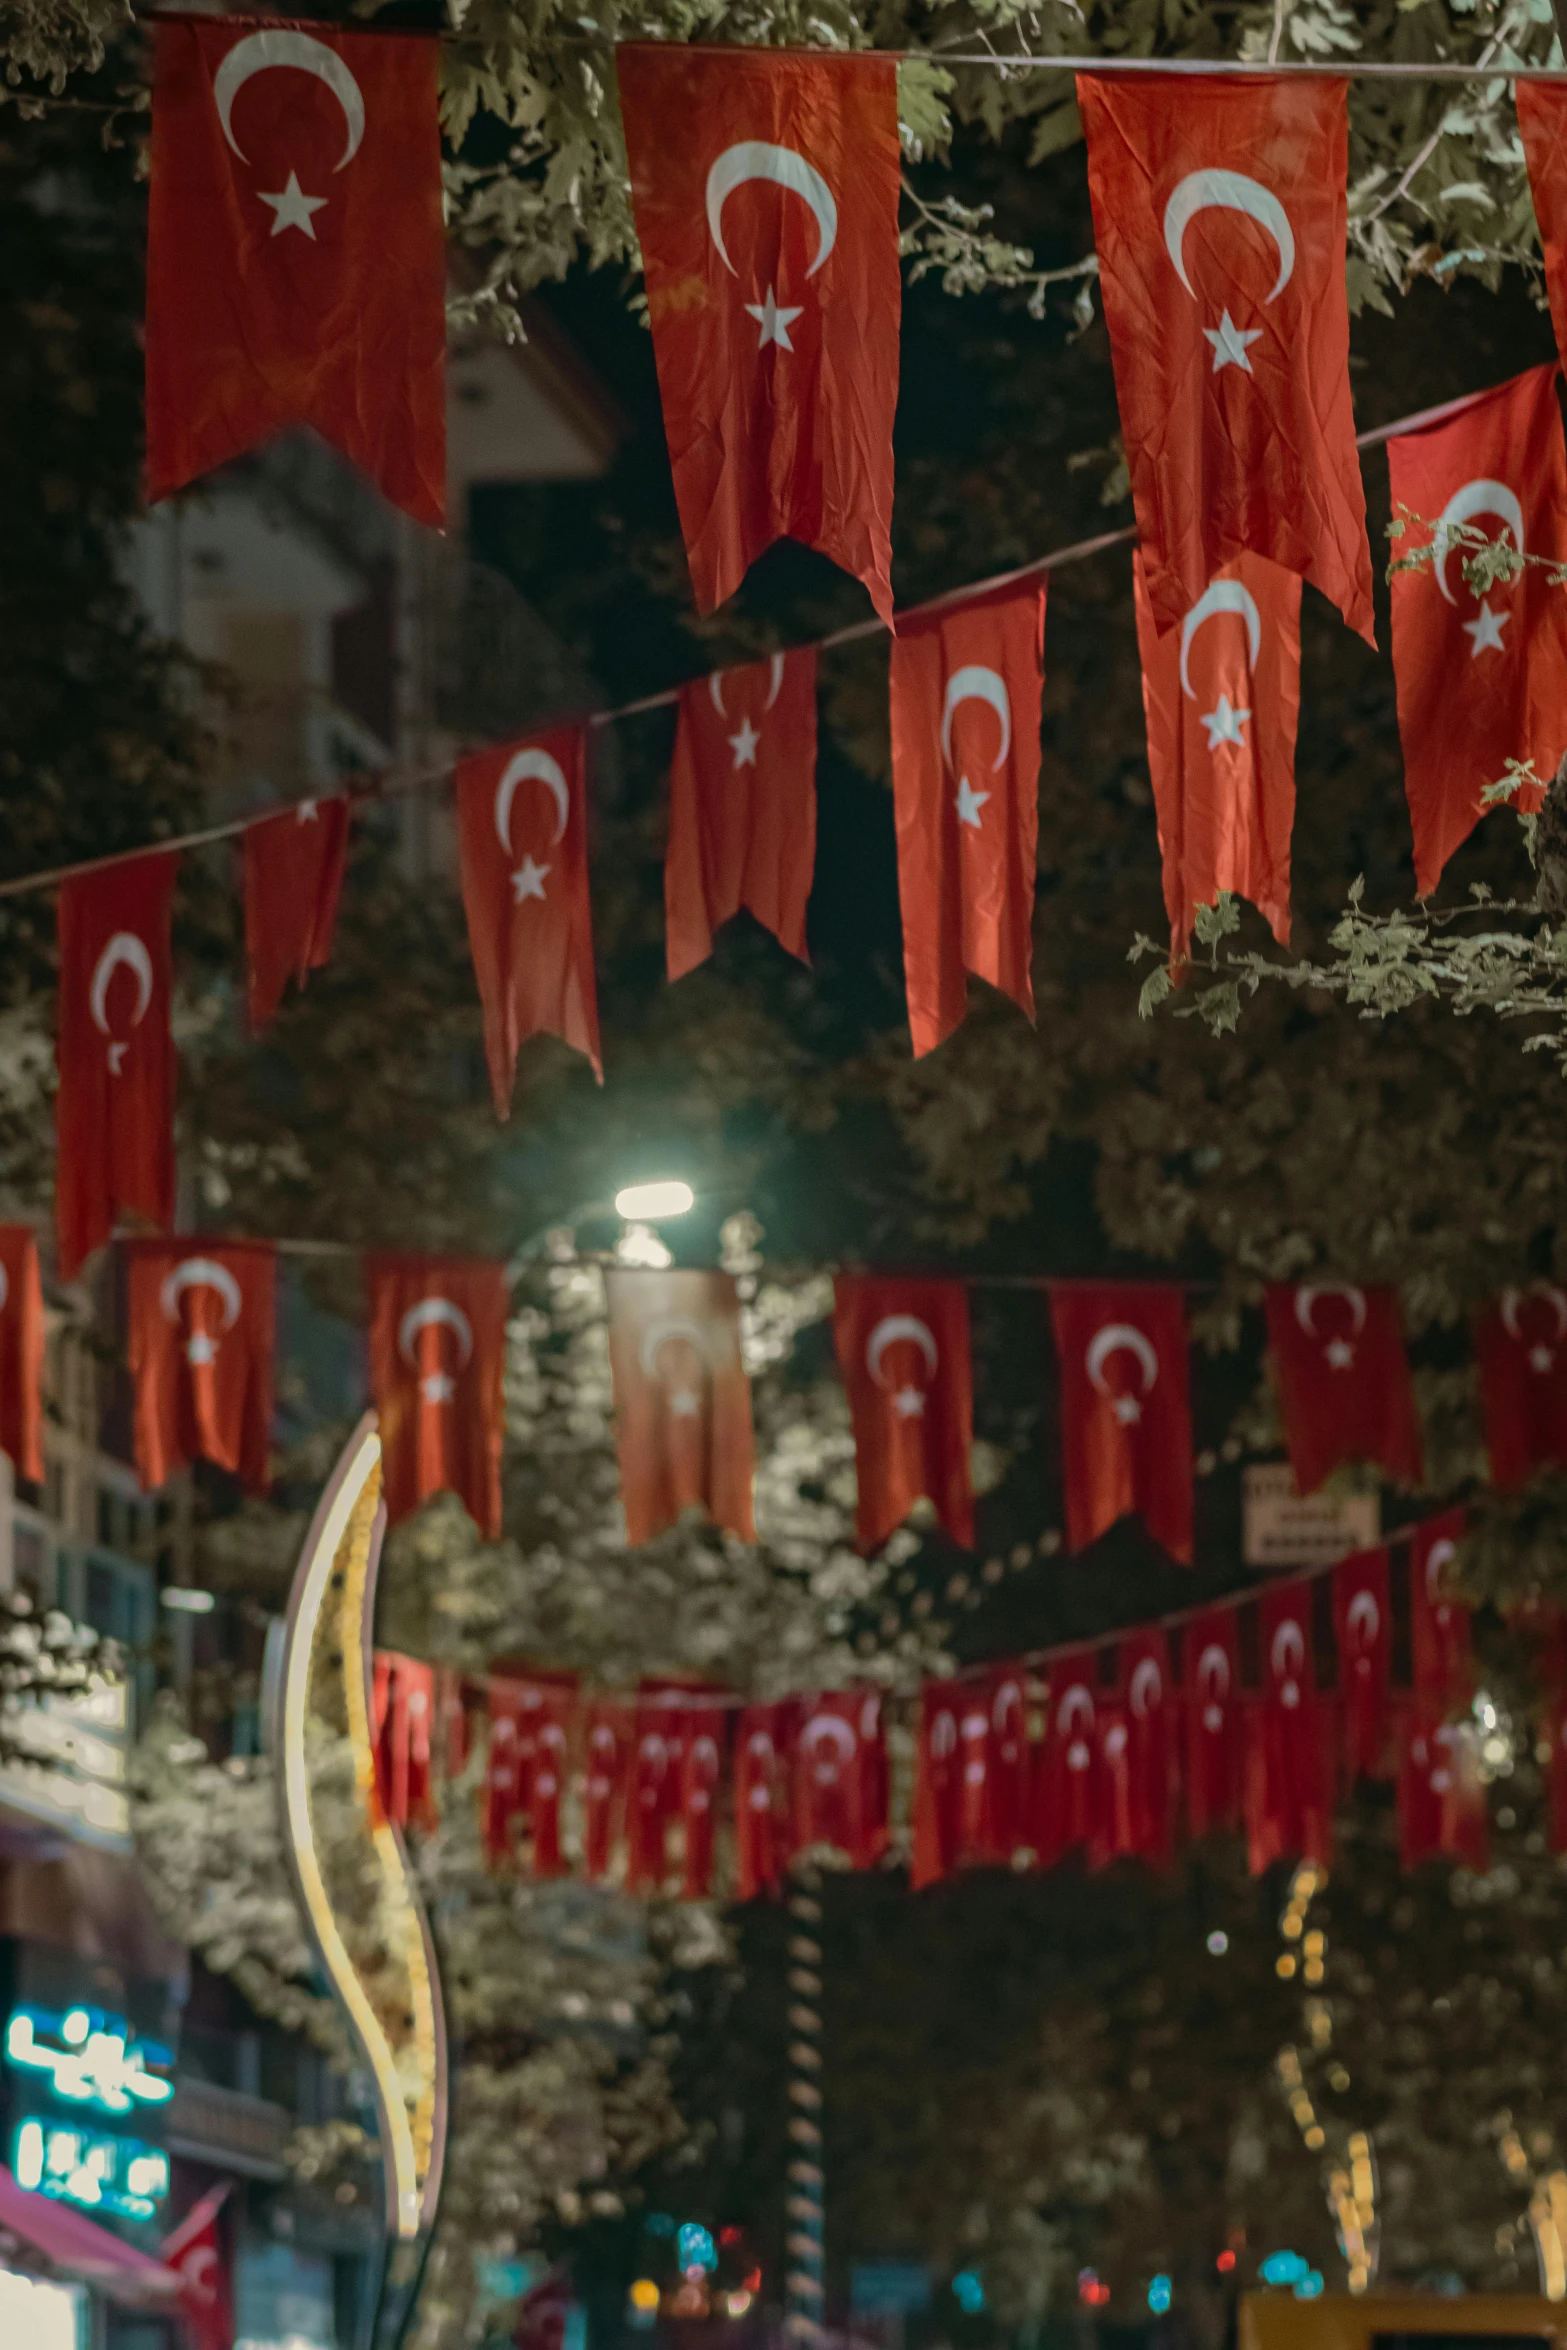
xmin=4 ymin=2006 xmax=173 ymax=2117
xmin=12 ymin=2117 xmax=170 ymax=2221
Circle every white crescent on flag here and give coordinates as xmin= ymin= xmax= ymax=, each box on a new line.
xmin=1179 ymin=579 xmax=1263 ymax=699
xmin=1163 ymin=169 xmax=1296 ymax=302
xmin=638 ymin=1315 xmax=712 ymax=1380
xmin=710 ymin=653 xmax=786 ymax=721
xmin=160 ymin=1257 xmax=243 ymax=1329
xmin=1129 ymin=1657 xmax=1163 ymax=1717
xmin=940 ymin=667 xmax=1012 ymax=771
xmin=1500 ymin=1283 xmax=1567 ymax=1341
xmin=89 ymin=933 xmax=153 ymax=1037
xmin=1431 ymin=479 xmax=1525 ymax=606
xmin=1294 ymin=1283 xmax=1367 ymax=1340
xmin=1085 ymin=1323 xmax=1159 ymax=1397
xmin=865 ymin=1315 xmax=939 ymax=1387
xmin=398 ymin=1297 xmax=474 ymax=1368
xmin=1345 ymin=1590 xmax=1380 ymax=1648
xmin=706 ymin=143 xmax=838 ymax=277
xmin=494 ymin=749 xmax=569 ymax=853
xmin=213 ymin=29 xmax=366 ymax=170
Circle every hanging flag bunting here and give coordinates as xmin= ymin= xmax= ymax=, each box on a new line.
xmin=372 ymin=1650 xmax=435 ymax=1833
xmin=125 ymin=1238 xmax=276 ymax=1495
xmin=1515 ymin=86 xmax=1567 ymax=391
xmin=1250 ymin=1577 xmax=1332 ymax=1871
xmin=56 ymin=850 xmax=179 ymax=1283
xmin=911 ymin=1664 xmax=1034 ymax=1885
xmin=0 ymin=1228 xmax=44 ymax=1486
xmin=1264 ymin=1281 xmax=1423 ymax=1494
xmin=1409 ymin=1506 xmax=1472 ymax=1705
xmin=912 ymin=1680 xmax=971 ymax=1889
xmin=243 ymin=796 xmax=350 ymax=1033
xmin=145 ymin=19 xmax=444 ymax=525
xmin=1133 ymin=550 xmax=1302 ymax=966
xmin=1078 ymin=73 xmax=1372 ymax=644
xmin=582 ymin=1702 xmax=628 ymax=1882
xmin=1397 ymin=1701 xmax=1489 ymax=1871
xmin=794 ymin=1688 xmax=887 ymax=1867
xmin=666 ymin=648 xmax=818 ymax=980
xmin=366 ymin=1253 xmax=509 ymax=1536
xmin=1387 ymin=363 xmax=1567 ymax=895
xmin=604 ymin=1268 xmax=755 ymax=1547
xmin=1120 ymin=1627 xmax=1176 ymax=1865
xmin=1183 ymin=1604 xmax=1242 ymax=1835
xmin=1475 ymin=1282 xmax=1567 ymax=1492
xmin=983 ymin=1665 xmax=1032 ymax=1866
xmin=1331 ymin=1545 xmax=1391 ymax=1781
xmin=735 ymin=1698 xmax=798 ymax=1900
xmin=161 ymin=2182 xmax=234 ymax=2350
xmin=627 ymin=1686 xmax=693 ymax=1892
xmin=1049 ymin=1284 xmax=1193 ymax=1563
xmin=681 ymin=1708 xmax=726 ymax=1898
xmin=833 ymin=1276 xmax=973 ymax=1554
xmin=616 ymin=44 xmax=901 ymax=622
xmin=455 ymin=723 xmax=602 ymax=1114
xmin=1033 ymin=1649 xmax=1105 ymax=1867
xmin=887 ymin=578 xmax=1046 ymax=1057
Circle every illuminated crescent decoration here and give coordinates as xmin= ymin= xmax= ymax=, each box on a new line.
xmin=1163 ymin=169 xmax=1295 ymax=302
xmin=1056 ymin=1684 xmax=1095 ymax=1738
xmin=1500 ymin=1283 xmax=1567 ymax=1341
xmin=397 ymin=1298 xmax=474 ymax=1369
xmin=1179 ymin=579 xmax=1263 ymax=699
xmin=1295 ymin=1283 xmax=1367 ymax=1340
xmin=940 ymin=667 xmax=1012 ymax=771
xmin=1085 ymin=1323 xmax=1159 ymax=1397
xmin=1432 ymin=479 xmax=1525 ymax=606
xmin=213 ymin=30 xmax=366 ymax=171
xmin=706 ymin=142 xmax=838 ymax=278
xmin=160 ymin=1257 xmax=242 ymax=1329
xmin=865 ymin=1315 xmax=939 ymax=1387
xmin=89 ymin=934 xmax=153 ymax=1037
xmin=495 ymin=749 xmax=569 ymax=853
xmin=929 ymin=1710 xmax=958 ymax=1759
xmin=639 ymin=1315 xmax=712 ymax=1380
xmin=710 ymin=652 xmax=786 ymax=722
xmin=1345 ymin=1590 xmax=1380 ymax=1648
xmin=1271 ymin=1620 xmax=1306 ymax=1680
xmin=1129 ymin=1658 xmax=1163 ymax=1718
xmin=270 ymin=1415 xmax=447 ymax=2248
xmin=801 ymin=1713 xmax=857 ymax=1760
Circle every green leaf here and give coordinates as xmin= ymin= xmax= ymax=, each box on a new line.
xmin=1137 ymin=966 xmax=1174 ymax=1020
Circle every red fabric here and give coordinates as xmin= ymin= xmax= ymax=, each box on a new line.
xmin=1396 ymin=1701 xmax=1489 ymax=1871
xmin=1388 ymin=363 xmax=1567 ymax=895
xmin=1264 ymin=1282 xmax=1423 ymax=1494
xmin=1331 ymin=1546 xmax=1391 ymax=1782
xmin=126 ymin=1238 xmax=275 ymax=1495
xmin=681 ymin=1709 xmax=727 ymax=1899
xmin=912 ymin=1666 xmax=1034 ymax=1886
xmin=1475 ymin=1284 xmax=1567 ymax=1491
xmin=734 ymin=1700 xmax=798 ymax=1900
xmin=911 ymin=1681 xmax=964 ymax=1889
xmin=833 ymin=1276 xmax=973 ymax=1553
xmin=1248 ymin=1579 xmax=1332 ymax=1872
xmin=483 ymin=1683 xmax=525 ymax=1864
xmin=1078 ymin=72 xmax=1372 ymax=643
xmin=1515 ymin=88 xmax=1567 ymax=426
xmin=582 ymin=1703 xmax=628 ymax=1882
xmin=1409 ymin=1507 xmax=1472 ymax=1706
xmin=243 ymin=795 xmax=350 ymax=1032
xmin=0 ymin=1227 xmax=44 ymax=1484
xmin=1541 ymin=1621 xmax=1567 ymax=1857
xmin=1034 ymin=1650 xmax=1105 ymax=1866
xmin=484 ymin=1675 xmax=576 ymax=1873
xmin=160 ymin=2182 xmax=232 ymax=2350
xmin=56 ymin=850 xmax=179 ymax=1281
xmin=366 ymin=1253 xmax=509 ymax=1535
xmin=627 ymin=1688 xmax=692 ymax=1892
xmin=617 ymin=44 xmax=900 ymax=621
xmin=1091 ymin=1696 xmax=1138 ymax=1870
xmin=145 ymin=20 xmax=444 ymax=524
xmin=604 ymin=1268 xmax=755 ymax=1546
xmin=372 ymin=1651 xmax=435 ymax=1833
xmin=1120 ymin=1628 xmax=1176 ymax=1865
xmin=984 ymin=1666 xmax=1032 ymax=1865
xmin=888 ymin=579 xmax=1045 ymax=1056
xmin=435 ymin=1667 xmax=470 ymax=1782
xmin=793 ymin=1688 xmax=887 ymax=1867
xmin=1133 ymin=549 xmax=1301 ymax=966
xmin=1183 ymin=1605 xmax=1242 ymax=1835
xmin=666 ymin=649 xmax=817 ymax=979
xmin=1049 ymin=1284 xmax=1193 ymax=1563
xmin=456 ymin=723 xmax=602 ymax=1113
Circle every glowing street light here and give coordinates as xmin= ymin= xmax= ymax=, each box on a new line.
xmin=614 ymin=1180 xmax=695 ymax=1222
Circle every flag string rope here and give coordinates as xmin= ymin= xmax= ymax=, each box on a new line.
xmin=0 ymin=385 xmax=1497 ymax=911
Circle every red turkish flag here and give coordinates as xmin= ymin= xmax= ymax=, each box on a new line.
xmin=627 ymin=1687 xmax=694 ymax=1892
xmin=1331 ymin=1546 xmax=1391 ymax=1781
xmin=735 ymin=1699 xmax=798 ymax=1900
xmin=1120 ymin=1629 xmax=1177 ymax=1865
xmin=1516 ymin=88 xmax=1567 ymax=409
xmin=888 ymin=579 xmax=1045 ymax=1058
xmin=1409 ymin=1507 xmax=1472 ymax=1706
xmin=483 ymin=1684 xmax=524 ymax=1864
xmin=1049 ymin=1284 xmax=1193 ymax=1563
xmin=145 ymin=20 xmax=444 ymax=524
xmin=582 ymin=1702 xmax=628 ymax=1882
xmin=1248 ymin=1579 xmax=1333 ymax=1872
xmin=617 ymin=44 xmax=901 ymax=621
xmin=667 ymin=649 xmax=817 ymax=980
xmin=56 ymin=850 xmax=178 ymax=1282
xmin=983 ymin=1666 xmax=1033 ymax=1865
xmin=912 ymin=1669 xmax=1032 ymax=1886
xmin=126 ymin=1238 xmax=276 ymax=1495
xmin=1397 ymin=1701 xmax=1488 ymax=1871
xmin=1034 ymin=1650 xmax=1105 ymax=1866
xmin=366 ymin=1253 xmax=509 ymax=1536
xmin=456 ymin=724 xmax=602 ymax=1114
xmin=833 ymin=1276 xmax=973 ymax=1553
xmin=1183 ymin=1605 xmax=1242 ymax=1836
xmin=0 ymin=1228 xmax=44 ymax=1484
xmin=1264 ymin=1282 xmax=1423 ymax=1494
xmin=244 ymin=795 xmax=350 ymax=1033
xmin=912 ymin=1682 xmax=966 ymax=1889
xmin=484 ymin=1675 xmax=575 ymax=1873
xmin=604 ymin=1269 xmax=755 ymax=1547
xmin=1133 ymin=549 xmax=1301 ymax=966
xmin=1388 ymin=364 xmax=1567 ymax=895
xmin=161 ymin=2182 xmax=233 ymax=2350
xmin=1475 ymin=1283 xmax=1567 ymax=1492
xmin=681 ymin=1705 xmax=727 ymax=1899
xmin=1078 ymin=72 xmax=1372 ymax=643
xmin=793 ymin=1689 xmax=887 ymax=1868
xmin=373 ymin=1651 xmax=435 ymax=1833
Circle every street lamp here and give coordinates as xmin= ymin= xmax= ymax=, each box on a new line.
xmin=613 ymin=1179 xmax=695 ymax=1222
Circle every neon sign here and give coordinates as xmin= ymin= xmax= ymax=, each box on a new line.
xmin=12 ymin=2117 xmax=169 ymax=2220
xmin=5 ymin=2006 xmax=173 ymax=2116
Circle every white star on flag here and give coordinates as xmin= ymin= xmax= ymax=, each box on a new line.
xmin=1325 ymin=1338 xmax=1355 ymax=1369
xmin=421 ymin=1371 xmax=456 ymax=1406
xmin=1462 ymin=600 xmax=1509 ymax=658
xmin=954 ymin=778 xmax=990 ymax=830
xmin=1200 ymin=695 xmax=1251 ymax=751
xmin=297 ymin=799 xmax=319 ymax=823
xmin=1203 ymin=310 xmax=1263 ymax=374
xmin=186 ymin=1334 xmax=218 ymax=1368
xmin=892 ymin=1386 xmax=926 ymax=1418
xmin=512 ymin=857 xmax=550 ymax=903
xmin=259 ymin=172 xmax=328 ymax=241
xmin=1111 ymin=1394 xmax=1142 ymax=1426
xmin=744 ymin=287 xmax=804 ymax=351
xmin=729 ymin=717 xmax=761 ymax=770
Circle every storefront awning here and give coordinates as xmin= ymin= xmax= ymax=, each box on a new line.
xmin=0 ymin=2165 xmax=180 ymax=2309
